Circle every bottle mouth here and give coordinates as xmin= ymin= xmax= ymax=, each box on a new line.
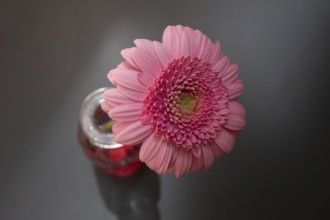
xmin=79 ymin=88 xmax=122 ymax=149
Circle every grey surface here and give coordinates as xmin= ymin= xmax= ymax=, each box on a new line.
xmin=1 ymin=0 xmax=330 ymax=219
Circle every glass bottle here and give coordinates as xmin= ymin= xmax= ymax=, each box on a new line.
xmin=79 ymin=88 xmax=143 ymax=177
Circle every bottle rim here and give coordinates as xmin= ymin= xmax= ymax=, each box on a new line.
xmin=79 ymin=87 xmax=122 ymax=149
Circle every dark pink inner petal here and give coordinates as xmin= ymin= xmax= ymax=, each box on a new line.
xmin=142 ymin=55 xmax=230 ymax=150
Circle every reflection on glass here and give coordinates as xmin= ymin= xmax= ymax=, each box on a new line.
xmin=94 ymin=166 xmax=160 ymax=220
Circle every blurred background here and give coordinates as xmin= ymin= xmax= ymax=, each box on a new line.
xmin=1 ymin=0 xmax=330 ymax=219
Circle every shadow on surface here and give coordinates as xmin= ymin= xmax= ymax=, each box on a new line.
xmin=94 ymin=166 xmax=160 ymax=220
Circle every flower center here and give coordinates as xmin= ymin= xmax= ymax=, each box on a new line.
xmin=179 ymin=93 xmax=198 ymax=112
xmin=142 ymin=56 xmax=230 ymax=149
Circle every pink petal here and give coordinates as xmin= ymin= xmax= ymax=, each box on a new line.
xmin=224 ymin=102 xmax=246 ymax=131
xmin=162 ymin=26 xmax=174 ymax=53
xmin=114 ymin=120 xmax=153 ymax=145
xmin=192 ymin=29 xmax=203 ymax=56
xmin=192 ymin=147 xmax=201 ymax=158
xmin=107 ymin=70 xmax=116 ymax=85
xmin=178 ymin=30 xmax=191 ymax=57
xmin=228 ymin=101 xmax=246 ymax=117
xmin=198 ymin=35 xmax=213 ymax=61
xmin=134 ymin=39 xmax=156 ymax=57
xmin=163 ymin=25 xmax=216 ymax=61
xmin=117 ymin=85 xmax=146 ymax=102
xmin=112 ymin=121 xmax=129 ymax=134
xmin=210 ymin=141 xmax=224 ymax=157
xmin=108 ymin=103 xmax=143 ymax=122
xmin=108 ymin=68 xmax=146 ymax=92
xmin=146 ymin=139 xmax=174 ymax=174
xmin=121 ymin=48 xmax=139 ymax=70
xmin=174 ymin=148 xmax=193 ymax=177
xmin=222 ymin=63 xmax=239 ymax=86
xmin=227 ymin=79 xmax=244 ymax=100
xmin=137 ymin=71 xmax=155 ymax=88
xmin=135 ymin=39 xmax=166 ymax=69
xmin=212 ymin=56 xmax=229 ymax=73
xmin=162 ymin=26 xmax=181 ymax=58
xmin=100 ymin=101 xmax=111 ymax=112
xmin=209 ymin=40 xmax=221 ymax=65
xmin=215 ymin=129 xmax=236 ymax=153
xmin=130 ymin=47 xmax=161 ymax=75
xmin=139 ymin=132 xmax=162 ymax=163
xmin=101 ymin=90 xmax=116 ymax=112
xmin=201 ymin=146 xmax=214 ymax=170
xmin=190 ymin=154 xmax=204 ymax=172
xmin=153 ymin=41 xmax=173 ymax=68
xmin=117 ymin=61 xmax=135 ymax=70
xmin=224 ymin=114 xmax=245 ymax=130
xmin=182 ymin=26 xmax=197 ymax=57
xmin=146 ymin=139 xmax=166 ymax=171
xmin=167 ymin=146 xmax=179 ymax=171
xmin=157 ymin=142 xmax=173 ymax=174
xmin=103 ymin=88 xmax=137 ymax=107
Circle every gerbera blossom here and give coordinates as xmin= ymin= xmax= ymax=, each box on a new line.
xmin=102 ymin=25 xmax=246 ymax=177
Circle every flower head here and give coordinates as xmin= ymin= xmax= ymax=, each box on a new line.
xmin=102 ymin=25 xmax=246 ymax=177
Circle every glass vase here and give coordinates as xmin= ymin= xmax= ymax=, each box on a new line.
xmin=79 ymin=88 xmax=143 ymax=177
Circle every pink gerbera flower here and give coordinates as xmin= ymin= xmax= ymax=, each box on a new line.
xmin=102 ymin=25 xmax=246 ymax=177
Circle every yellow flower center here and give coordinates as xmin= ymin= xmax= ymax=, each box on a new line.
xmin=179 ymin=93 xmax=198 ymax=112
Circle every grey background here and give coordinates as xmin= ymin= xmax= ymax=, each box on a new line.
xmin=1 ymin=0 xmax=330 ymax=219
